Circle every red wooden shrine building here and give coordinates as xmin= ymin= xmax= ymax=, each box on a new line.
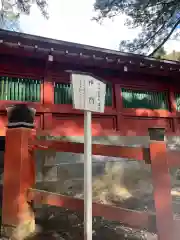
xmin=1 ymin=29 xmax=180 ymax=136
xmin=1 ymin=29 xmax=180 ymax=239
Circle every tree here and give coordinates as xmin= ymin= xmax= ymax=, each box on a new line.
xmin=0 ymin=0 xmax=48 ymax=31
xmin=153 ymin=47 xmax=166 ymax=59
xmin=94 ymin=0 xmax=180 ymax=56
xmin=0 ymin=9 xmax=21 ymax=31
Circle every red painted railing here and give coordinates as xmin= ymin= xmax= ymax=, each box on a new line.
xmin=2 ymin=127 xmax=180 ymax=240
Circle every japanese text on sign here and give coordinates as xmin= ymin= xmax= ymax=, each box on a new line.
xmin=71 ymin=73 xmax=106 ymax=113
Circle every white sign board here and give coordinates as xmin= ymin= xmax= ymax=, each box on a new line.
xmin=71 ymin=73 xmax=106 ymax=113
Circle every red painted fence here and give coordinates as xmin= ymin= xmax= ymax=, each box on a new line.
xmin=2 ymin=126 xmax=180 ymax=240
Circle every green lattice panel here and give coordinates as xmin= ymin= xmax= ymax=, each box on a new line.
xmin=54 ymin=83 xmax=72 ymax=104
xmin=122 ymin=88 xmax=168 ymax=110
xmin=175 ymin=93 xmax=180 ymax=111
xmin=54 ymin=82 xmax=113 ymax=106
xmin=0 ymin=76 xmax=41 ymax=102
xmin=105 ymin=83 xmax=113 ymax=106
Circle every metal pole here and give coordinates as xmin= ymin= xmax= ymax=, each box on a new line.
xmin=84 ymin=110 xmax=92 ymax=240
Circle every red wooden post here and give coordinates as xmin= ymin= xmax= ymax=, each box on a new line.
xmin=114 ymin=83 xmax=122 ymax=131
xmin=149 ymin=128 xmax=174 ymax=240
xmin=43 ymin=72 xmax=54 ymax=130
xmin=1 ymin=104 xmax=36 ymax=239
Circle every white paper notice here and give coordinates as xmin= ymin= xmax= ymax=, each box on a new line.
xmin=71 ymin=73 xmax=106 ymax=113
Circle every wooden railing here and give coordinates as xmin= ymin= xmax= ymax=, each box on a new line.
xmin=2 ymin=126 xmax=180 ymax=240
xmin=26 ymin=128 xmax=180 ymax=240
xmin=30 ymin=136 xmax=180 ymax=167
xmin=27 ymin=188 xmax=155 ymax=231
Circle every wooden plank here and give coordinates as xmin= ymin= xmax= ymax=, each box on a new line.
xmin=51 ymin=114 xmax=117 ymax=134
xmin=0 ymin=101 xmax=116 ymax=114
xmin=35 ymin=126 xmax=180 ymax=137
xmin=120 ymin=116 xmax=173 ymax=136
xmin=35 ymin=128 xmax=127 ymax=137
xmin=30 ymin=139 xmax=145 ymax=161
xmin=27 ymin=188 xmax=154 ymax=230
xmin=122 ymin=109 xmax=173 ymax=118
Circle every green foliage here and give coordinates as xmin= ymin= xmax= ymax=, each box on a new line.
xmin=0 ymin=9 xmax=21 ymax=31
xmin=16 ymin=0 xmax=49 ymax=18
xmin=94 ymin=0 xmax=180 ymax=55
xmin=153 ymin=47 xmax=166 ymax=59
xmin=0 ymin=0 xmax=48 ymax=31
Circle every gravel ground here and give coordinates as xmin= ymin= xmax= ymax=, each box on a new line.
xmin=31 ymin=206 xmax=157 ymax=240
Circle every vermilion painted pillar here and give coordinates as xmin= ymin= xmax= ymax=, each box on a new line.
xmin=149 ymin=128 xmax=174 ymax=240
xmin=1 ymin=104 xmax=36 ymax=239
xmin=43 ymin=72 xmax=54 ymax=130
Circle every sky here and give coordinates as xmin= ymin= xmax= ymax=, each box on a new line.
xmin=19 ymin=0 xmax=180 ymax=54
